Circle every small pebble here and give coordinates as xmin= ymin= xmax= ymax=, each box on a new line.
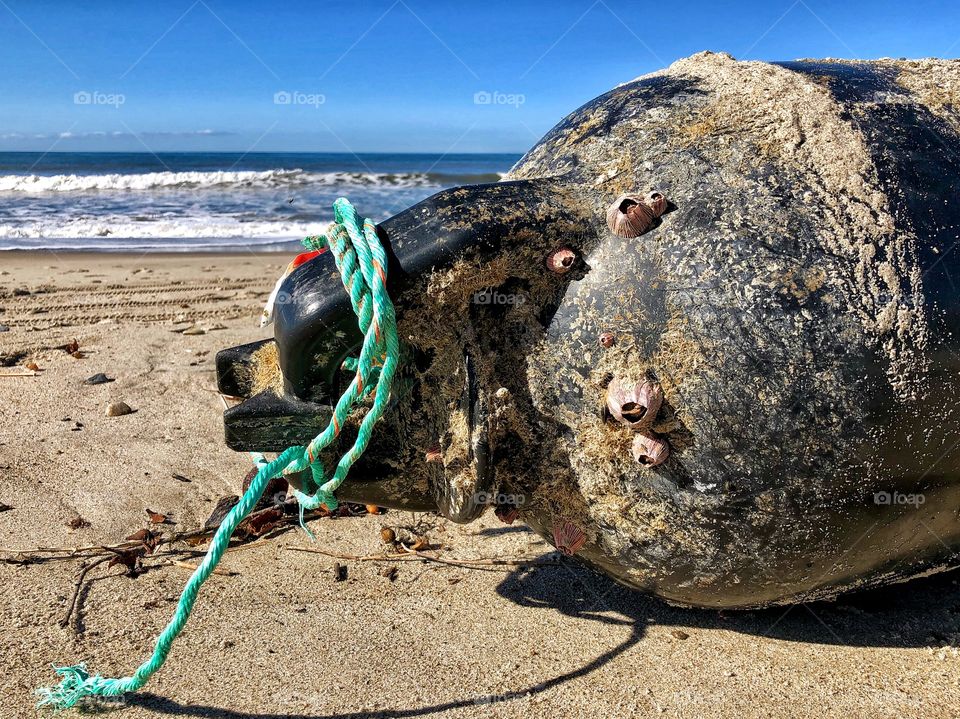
xmin=671 ymin=629 xmax=690 ymax=640
xmin=83 ymin=373 xmax=114 ymax=385
xmin=182 ymin=326 xmax=206 ymax=336
xmin=105 ymin=401 xmax=133 ymax=417
xmin=380 ymin=566 xmax=398 ymax=581
xmin=24 ymin=361 xmax=39 ymax=372
xmin=0 ymin=325 xmax=8 ymax=332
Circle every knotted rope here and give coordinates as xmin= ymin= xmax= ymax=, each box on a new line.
xmin=37 ymin=197 xmax=400 ymax=710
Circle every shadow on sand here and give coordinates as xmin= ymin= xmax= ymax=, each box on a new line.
xmin=120 ymin=555 xmax=960 ymax=718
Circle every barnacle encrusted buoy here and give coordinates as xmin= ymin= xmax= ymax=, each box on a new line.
xmin=219 ymin=53 xmax=960 ymax=609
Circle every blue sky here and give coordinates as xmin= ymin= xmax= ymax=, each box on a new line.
xmin=0 ymin=0 xmax=958 ymax=153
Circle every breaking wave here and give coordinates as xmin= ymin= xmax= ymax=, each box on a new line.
xmin=0 ymin=169 xmax=502 ymax=193
xmin=0 ymin=215 xmax=316 ymax=245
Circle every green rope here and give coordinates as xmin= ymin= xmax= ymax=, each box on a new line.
xmin=37 ymin=198 xmax=400 ymax=711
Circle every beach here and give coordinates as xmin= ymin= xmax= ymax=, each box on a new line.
xmin=0 ymin=250 xmax=957 ymax=718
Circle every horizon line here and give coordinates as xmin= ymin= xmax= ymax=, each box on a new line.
xmin=0 ymin=149 xmax=525 ymax=156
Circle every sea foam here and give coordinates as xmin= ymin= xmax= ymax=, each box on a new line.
xmin=0 ymin=169 xmax=441 ymax=192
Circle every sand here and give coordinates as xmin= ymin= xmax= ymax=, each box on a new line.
xmin=0 ymin=251 xmax=958 ymax=718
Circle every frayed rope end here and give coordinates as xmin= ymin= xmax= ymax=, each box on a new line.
xmin=298 ymin=503 xmax=317 ymax=541
xmin=36 ymin=664 xmax=130 ymax=711
xmin=295 ymin=486 xmax=338 ymax=541
xmin=36 ymin=664 xmax=94 ymax=710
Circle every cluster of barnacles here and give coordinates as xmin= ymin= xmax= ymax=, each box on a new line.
xmin=605 ymin=376 xmax=670 ymax=466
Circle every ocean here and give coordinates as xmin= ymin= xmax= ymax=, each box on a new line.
xmin=0 ymin=152 xmax=521 ymax=252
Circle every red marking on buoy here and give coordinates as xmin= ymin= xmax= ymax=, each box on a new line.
xmin=290 ymin=249 xmax=325 ymax=270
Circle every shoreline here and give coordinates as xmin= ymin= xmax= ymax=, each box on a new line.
xmin=0 ymin=248 xmax=293 ymax=257
xmin=0 ymin=245 xmax=300 ymax=255
xmin=0 ymin=151 xmax=518 ymax=255
xmin=0 ymin=246 xmax=300 ymax=257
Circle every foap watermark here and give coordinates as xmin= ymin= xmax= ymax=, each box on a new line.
xmin=473 ymin=90 xmax=525 ymax=108
xmin=74 ymin=90 xmax=125 ymax=108
xmin=274 ymin=90 xmax=325 ymax=108
xmin=273 ymin=290 xmax=296 ymax=307
xmin=867 ymin=90 xmax=916 ymax=105
xmin=473 ymin=491 xmax=526 ymax=507
xmin=874 ymin=491 xmax=925 ymax=507
xmin=472 ymin=288 xmax=526 ymax=306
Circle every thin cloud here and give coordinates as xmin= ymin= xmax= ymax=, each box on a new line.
xmin=1 ymin=129 xmax=236 ymax=140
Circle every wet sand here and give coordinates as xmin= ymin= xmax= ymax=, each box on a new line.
xmin=0 ymin=251 xmax=958 ymax=718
